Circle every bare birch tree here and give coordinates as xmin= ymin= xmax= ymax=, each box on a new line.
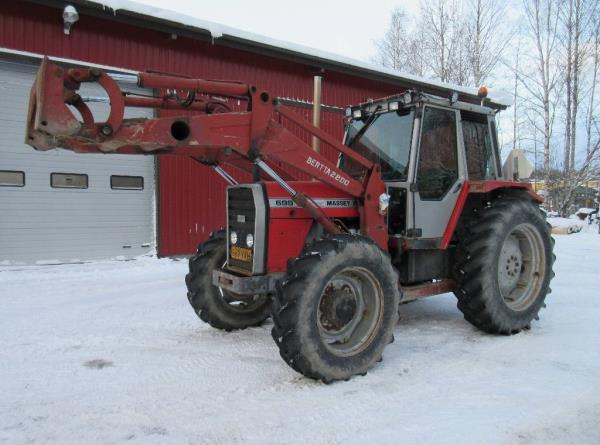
xmin=569 ymin=0 xmax=583 ymax=171
xmin=420 ymin=0 xmax=471 ymax=85
xmin=560 ymin=0 xmax=596 ymax=172
xmin=562 ymin=0 xmax=574 ymax=171
xmin=520 ymin=0 xmax=562 ymax=175
xmin=373 ymin=7 xmax=428 ymax=77
xmin=585 ymin=3 xmax=599 ymax=158
xmin=511 ymin=43 xmax=522 ymax=152
xmin=373 ymin=8 xmax=410 ymax=71
xmin=465 ymin=0 xmax=509 ymax=86
xmin=374 ymin=0 xmax=506 ymax=87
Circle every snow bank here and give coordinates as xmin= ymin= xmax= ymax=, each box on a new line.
xmin=576 ymin=208 xmax=597 ymax=215
xmin=545 ymin=216 xmax=599 ymax=236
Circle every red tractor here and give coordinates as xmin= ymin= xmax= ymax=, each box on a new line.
xmin=26 ymin=58 xmax=554 ymax=382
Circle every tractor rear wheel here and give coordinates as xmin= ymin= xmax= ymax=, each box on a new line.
xmin=452 ymin=194 xmax=555 ymax=334
xmin=185 ymin=231 xmax=271 ymax=331
xmin=271 ymin=235 xmax=400 ymax=383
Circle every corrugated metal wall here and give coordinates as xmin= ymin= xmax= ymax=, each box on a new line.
xmin=0 ymin=2 xmax=399 ymax=256
xmin=0 ymin=58 xmax=156 ymax=264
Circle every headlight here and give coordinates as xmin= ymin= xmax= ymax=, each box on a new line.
xmin=352 ymin=109 xmax=362 ymax=119
xmin=246 ymin=233 xmax=254 ymax=248
xmin=388 ymin=101 xmax=400 ymax=111
xmin=230 ymin=231 xmax=238 ymax=245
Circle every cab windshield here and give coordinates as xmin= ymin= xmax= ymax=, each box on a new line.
xmin=341 ymin=108 xmax=415 ymax=181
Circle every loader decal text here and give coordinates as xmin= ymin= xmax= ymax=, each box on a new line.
xmin=306 ymin=156 xmax=351 ymax=187
xmin=269 ymin=198 xmax=356 ymax=208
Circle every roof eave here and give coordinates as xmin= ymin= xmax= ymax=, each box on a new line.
xmin=28 ymin=0 xmax=509 ymax=110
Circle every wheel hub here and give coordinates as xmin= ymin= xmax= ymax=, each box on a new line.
xmin=497 ymin=223 xmax=546 ymax=311
xmin=319 ymin=284 xmax=358 ymax=331
xmin=499 ymin=235 xmax=522 ymax=293
xmin=316 ymin=268 xmax=383 ymax=357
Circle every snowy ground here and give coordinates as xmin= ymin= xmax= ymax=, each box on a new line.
xmin=1 ymin=225 xmax=600 ymax=445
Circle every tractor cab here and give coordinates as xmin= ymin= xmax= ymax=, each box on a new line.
xmin=341 ymin=91 xmax=503 ymax=283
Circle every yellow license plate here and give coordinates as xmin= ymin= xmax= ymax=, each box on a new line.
xmin=230 ymin=246 xmax=253 ymax=262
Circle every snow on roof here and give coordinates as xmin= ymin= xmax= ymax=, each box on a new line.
xmin=92 ymin=0 xmax=511 ymax=108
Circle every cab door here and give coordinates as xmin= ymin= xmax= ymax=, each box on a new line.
xmin=411 ymin=105 xmax=465 ymax=239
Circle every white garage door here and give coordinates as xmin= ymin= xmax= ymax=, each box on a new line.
xmin=0 ymin=57 xmax=156 ymax=265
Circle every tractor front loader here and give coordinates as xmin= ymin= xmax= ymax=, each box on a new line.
xmin=25 ymin=58 xmax=554 ymax=382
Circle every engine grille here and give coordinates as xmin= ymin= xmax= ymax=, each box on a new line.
xmin=226 ymin=185 xmax=266 ymax=275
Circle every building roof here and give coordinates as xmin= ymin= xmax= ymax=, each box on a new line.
xmin=39 ymin=0 xmax=511 ymax=110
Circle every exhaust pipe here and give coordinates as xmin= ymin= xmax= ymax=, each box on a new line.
xmin=312 ymin=75 xmax=322 ymax=153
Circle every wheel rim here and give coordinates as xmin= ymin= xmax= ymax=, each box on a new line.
xmin=217 ymin=260 xmax=268 ymax=313
xmin=317 ymin=267 xmax=384 ymax=356
xmin=497 ymin=223 xmax=546 ymax=311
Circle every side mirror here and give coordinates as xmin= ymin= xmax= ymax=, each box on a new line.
xmin=503 ymin=149 xmax=533 ymax=181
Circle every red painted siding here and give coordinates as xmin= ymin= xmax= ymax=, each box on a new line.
xmin=1 ymin=2 xmax=400 ymax=255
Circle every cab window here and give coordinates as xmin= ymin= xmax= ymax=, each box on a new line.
xmin=416 ymin=107 xmax=458 ymax=200
xmin=343 ymin=108 xmax=415 ymax=181
xmin=461 ymin=111 xmax=496 ymax=180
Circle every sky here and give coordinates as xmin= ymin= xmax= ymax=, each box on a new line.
xmin=126 ymin=0 xmax=421 ymax=63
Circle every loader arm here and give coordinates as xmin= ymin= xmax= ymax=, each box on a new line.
xmin=25 ymin=58 xmax=388 ymax=248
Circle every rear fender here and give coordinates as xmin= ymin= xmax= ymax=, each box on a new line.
xmin=441 ymin=181 xmax=541 ymax=249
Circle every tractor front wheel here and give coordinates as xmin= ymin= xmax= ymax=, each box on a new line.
xmin=185 ymin=231 xmax=271 ymax=331
xmin=271 ymin=235 xmax=400 ymax=383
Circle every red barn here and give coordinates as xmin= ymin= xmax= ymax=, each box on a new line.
xmin=0 ymin=0 xmax=482 ymax=264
